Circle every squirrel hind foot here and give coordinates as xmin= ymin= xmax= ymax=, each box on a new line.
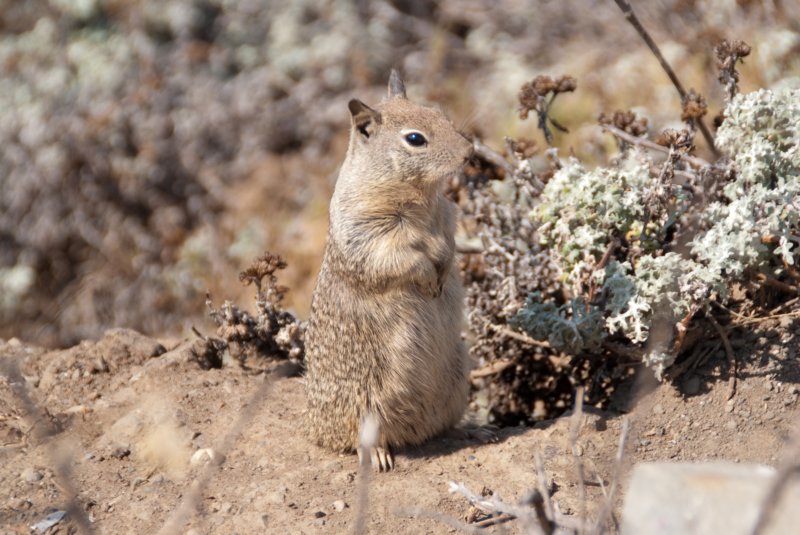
xmin=358 ymin=445 xmax=395 ymax=472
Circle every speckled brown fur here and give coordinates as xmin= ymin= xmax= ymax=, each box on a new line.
xmin=304 ymin=71 xmax=472 ymax=468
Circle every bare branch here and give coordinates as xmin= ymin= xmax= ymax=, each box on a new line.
xmin=611 ymin=0 xmax=719 ymax=157
xmin=601 ymin=124 xmax=710 ymax=168
xmin=708 ymin=315 xmax=738 ymax=400
xmin=535 ymin=452 xmax=556 ymax=535
xmin=569 ymin=387 xmax=587 ymax=534
xmin=591 ymin=417 xmax=631 ymax=535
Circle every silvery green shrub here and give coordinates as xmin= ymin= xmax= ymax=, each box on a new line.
xmin=515 ymin=87 xmax=799 ymax=379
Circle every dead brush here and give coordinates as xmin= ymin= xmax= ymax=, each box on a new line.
xmin=197 ymin=252 xmax=305 ymax=368
xmin=462 ymin=8 xmax=797 ymax=426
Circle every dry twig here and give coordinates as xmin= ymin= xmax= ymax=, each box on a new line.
xmin=611 ymin=0 xmax=719 ymax=157
xmin=751 ymin=420 xmax=800 ymax=535
xmin=569 ymin=387 xmax=587 ymax=534
xmin=1 ymin=359 xmax=95 ymax=535
xmin=157 ymin=365 xmax=290 ymax=534
xmin=600 ymin=124 xmax=709 ymax=168
xmin=394 ymin=506 xmax=485 ymax=535
xmin=708 ymin=315 xmax=737 ymax=400
xmin=534 ymin=452 xmax=556 ymax=535
xmin=471 ymin=138 xmax=546 ymax=193
xmin=591 ymin=418 xmax=631 ymax=535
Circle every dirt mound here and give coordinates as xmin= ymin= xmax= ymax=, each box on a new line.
xmin=1 ymin=327 xmax=797 ymax=533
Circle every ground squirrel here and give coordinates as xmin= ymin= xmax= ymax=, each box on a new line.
xmin=304 ymin=71 xmax=473 ymax=471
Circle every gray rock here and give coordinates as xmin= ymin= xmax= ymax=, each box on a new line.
xmin=21 ymin=468 xmax=43 ymax=482
xmin=622 ymin=462 xmax=800 ymax=535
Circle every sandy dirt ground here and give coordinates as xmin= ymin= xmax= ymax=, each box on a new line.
xmin=1 ymin=322 xmax=798 ymax=534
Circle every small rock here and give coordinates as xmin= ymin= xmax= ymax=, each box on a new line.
xmin=13 ymin=499 xmax=33 ymax=510
xmin=652 ymin=403 xmax=665 ymax=415
xmin=331 ymin=471 xmax=355 ymax=485
xmin=725 ymin=401 xmax=735 ymax=413
xmin=332 ymin=500 xmax=347 ymax=512
xmin=266 ymin=485 xmax=287 ymax=505
xmin=109 ymin=446 xmax=131 ymax=459
xmin=190 ymin=448 xmax=217 ymax=466
xmin=21 ymin=468 xmax=43 ymax=482
xmin=30 ymin=511 xmax=66 ymax=533
xmin=322 ymin=460 xmax=342 ymax=472
xmin=725 ymin=420 xmax=737 ymax=431
xmin=313 ymin=511 xmax=326 ymax=519
xmin=622 ymin=462 xmax=800 ymax=534
xmin=220 ymin=502 xmax=233 ymax=514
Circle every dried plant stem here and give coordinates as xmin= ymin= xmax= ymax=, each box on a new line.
xmin=751 ymin=420 xmax=800 ymax=535
xmin=158 ymin=368 xmax=282 ymax=534
xmin=670 ymin=305 xmax=700 ymax=356
xmin=570 ymin=387 xmax=587 ymax=534
xmin=751 ymin=464 xmax=800 ymax=535
xmin=470 ymin=358 xmax=514 ymax=380
xmin=591 ymin=417 xmax=631 ymax=535
xmin=490 ymin=323 xmax=551 ymax=347
xmin=600 ymin=124 xmax=709 ymax=168
xmin=448 ymin=481 xmax=552 ymax=534
xmin=472 ymin=138 xmax=546 ymax=192
xmin=602 ymin=340 xmax=645 ymax=360
xmin=1 ymin=359 xmax=95 ymax=535
xmin=735 ymin=310 xmax=800 ymax=326
xmin=473 ymin=138 xmax=516 ymax=177
xmin=587 ymin=240 xmax=618 ymax=303
xmin=755 ymin=272 xmax=800 ymax=295
xmin=534 ymin=452 xmax=556 ymax=535
xmin=354 ymin=425 xmax=375 ymax=534
xmin=708 ymin=315 xmax=737 ymax=400
xmin=394 ymin=506 xmax=485 ymax=535
xmin=770 ymin=296 xmax=799 ymax=315
xmin=611 ymin=0 xmax=719 ymax=156
xmin=473 ymin=513 xmax=516 ymax=528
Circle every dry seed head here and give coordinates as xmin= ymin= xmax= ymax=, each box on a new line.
xmin=599 ymin=110 xmax=648 ymax=137
xmin=518 ymin=75 xmax=577 ymax=119
xmin=681 ymin=90 xmax=709 ymax=122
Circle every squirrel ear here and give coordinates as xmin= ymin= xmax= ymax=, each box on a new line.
xmin=348 ymin=99 xmax=381 ymax=139
xmin=387 ymin=69 xmax=407 ymax=99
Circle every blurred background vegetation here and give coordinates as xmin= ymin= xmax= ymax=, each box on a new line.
xmin=1 ymin=0 xmax=798 ymax=347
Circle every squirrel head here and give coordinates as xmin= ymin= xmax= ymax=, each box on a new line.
xmin=341 ymin=70 xmax=473 ymax=192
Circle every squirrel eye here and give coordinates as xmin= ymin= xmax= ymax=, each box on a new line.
xmin=404 ymin=132 xmax=427 ymax=147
